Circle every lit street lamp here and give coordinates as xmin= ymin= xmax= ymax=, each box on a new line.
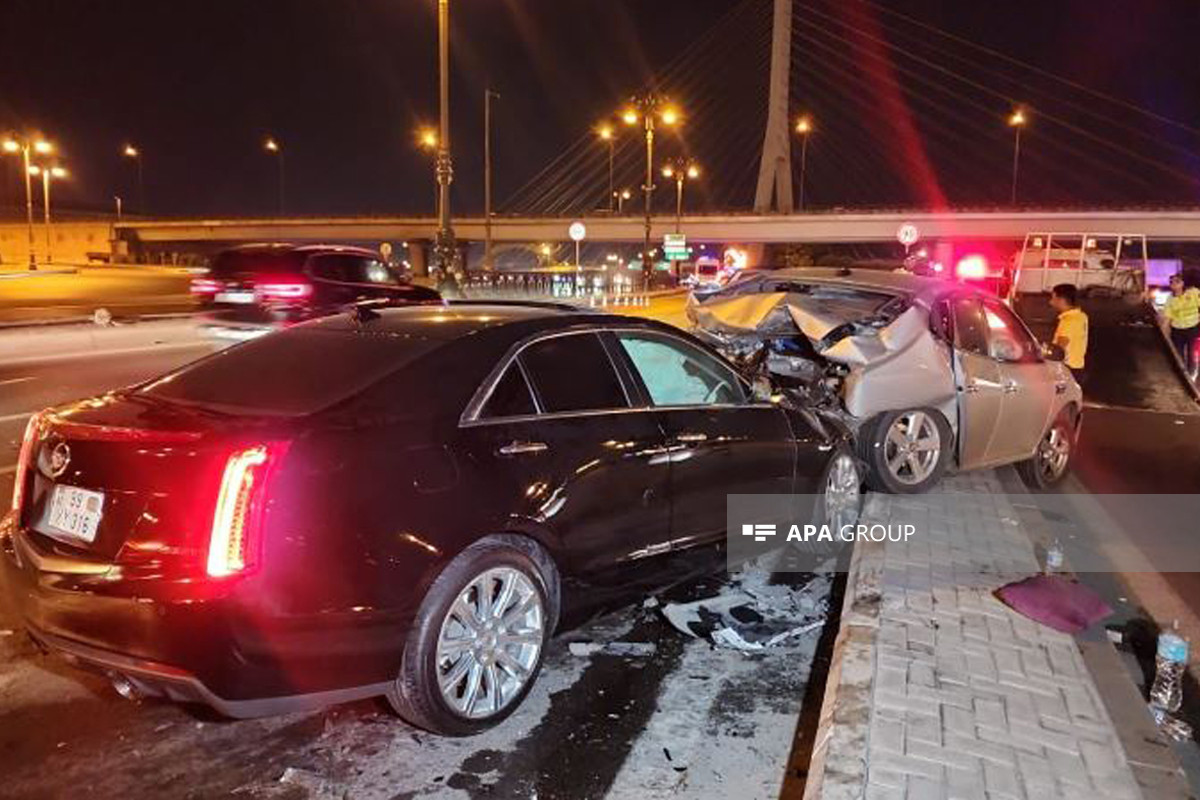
xmin=263 ymin=137 xmax=285 ymax=215
xmin=432 ymin=0 xmax=459 ymax=291
xmin=1008 ymin=107 xmax=1027 ymax=206
xmin=29 ymin=164 xmax=67 ymax=264
xmin=615 ymin=188 xmax=633 ymax=213
xmin=621 ymin=93 xmax=681 ymax=285
xmin=114 ymin=195 xmax=123 ymax=222
xmin=596 ymin=123 xmax=616 ymax=211
xmin=662 ymin=158 xmax=700 ymax=234
xmin=795 ymin=115 xmax=813 ymax=211
xmin=1 ymin=136 xmax=53 ymax=269
xmin=123 ymin=143 xmax=145 ymax=214
xmin=417 ymin=127 xmax=441 ymax=217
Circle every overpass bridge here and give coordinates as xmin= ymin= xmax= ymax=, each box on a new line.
xmin=116 ymin=208 xmax=1200 ymax=251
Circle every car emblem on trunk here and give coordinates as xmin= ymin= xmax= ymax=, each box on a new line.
xmin=48 ymin=442 xmax=71 ymax=478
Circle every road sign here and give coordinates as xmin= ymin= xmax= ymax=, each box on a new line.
xmin=663 ymin=233 xmax=688 ymax=259
xmin=569 ymin=221 xmax=587 ymax=242
xmin=896 ymin=223 xmax=920 ymax=247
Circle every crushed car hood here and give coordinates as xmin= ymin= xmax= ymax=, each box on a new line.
xmin=688 ymin=289 xmax=924 ymax=367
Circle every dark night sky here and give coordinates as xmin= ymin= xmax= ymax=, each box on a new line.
xmin=2 ymin=0 xmax=1199 ymax=218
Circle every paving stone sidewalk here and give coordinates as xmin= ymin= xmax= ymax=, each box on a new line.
xmin=805 ymin=473 xmax=1163 ymax=800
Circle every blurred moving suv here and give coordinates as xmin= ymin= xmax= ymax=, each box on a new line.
xmin=191 ymin=244 xmax=442 ymax=337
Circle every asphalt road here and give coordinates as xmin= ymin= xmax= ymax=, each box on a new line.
xmin=0 ymin=266 xmax=194 ymax=324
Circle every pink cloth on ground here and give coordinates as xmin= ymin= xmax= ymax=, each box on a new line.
xmin=994 ymin=575 xmax=1112 ymax=634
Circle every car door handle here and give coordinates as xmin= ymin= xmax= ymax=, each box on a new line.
xmin=675 ymin=432 xmax=708 ymax=443
xmin=497 ymin=441 xmax=549 ymax=456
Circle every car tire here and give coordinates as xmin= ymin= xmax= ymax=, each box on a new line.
xmin=1016 ymin=411 xmax=1075 ymax=491
xmin=859 ymin=408 xmax=952 ymax=494
xmin=386 ymin=535 xmax=559 ymax=736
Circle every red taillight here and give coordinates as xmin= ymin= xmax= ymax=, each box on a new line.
xmin=11 ymin=413 xmax=43 ymax=515
xmin=207 ymin=442 xmax=289 ymax=578
xmin=956 ymin=255 xmax=989 ymax=281
xmin=190 ymin=278 xmax=222 ymax=295
xmin=256 ymin=281 xmax=312 ymax=300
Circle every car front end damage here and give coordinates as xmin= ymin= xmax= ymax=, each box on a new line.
xmin=686 ymin=281 xmax=958 ymax=437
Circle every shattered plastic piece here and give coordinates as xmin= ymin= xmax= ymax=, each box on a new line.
xmin=643 ymin=596 xmax=660 ymax=609
xmin=279 ymin=767 xmax=335 ymax=794
xmin=660 ymin=568 xmax=828 ymax=651
xmin=568 ymin=641 xmax=656 ymax=658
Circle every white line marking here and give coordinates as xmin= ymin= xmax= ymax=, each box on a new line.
xmin=0 ymin=377 xmax=35 ymax=387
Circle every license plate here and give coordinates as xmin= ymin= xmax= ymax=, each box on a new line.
xmin=45 ymin=485 xmax=105 ymax=544
xmin=215 ymin=291 xmax=255 ymax=304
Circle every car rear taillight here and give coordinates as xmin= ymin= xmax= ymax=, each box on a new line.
xmin=190 ymin=278 xmax=222 ymax=295
xmin=256 ymin=281 xmax=313 ymax=300
xmin=207 ymin=442 xmax=289 ymax=578
xmin=11 ymin=413 xmax=43 ymax=515
xmin=956 ymin=255 xmax=989 ymax=281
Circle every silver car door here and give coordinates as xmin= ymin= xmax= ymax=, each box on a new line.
xmin=980 ymin=299 xmax=1056 ymax=462
xmin=949 ymin=295 xmax=1006 ymax=470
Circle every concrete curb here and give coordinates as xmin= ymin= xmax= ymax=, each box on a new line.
xmin=802 ymin=526 xmax=884 ymax=799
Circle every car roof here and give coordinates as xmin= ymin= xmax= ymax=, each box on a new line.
xmin=300 ymin=302 xmax=673 ymax=342
xmin=751 ymin=266 xmax=979 ymax=304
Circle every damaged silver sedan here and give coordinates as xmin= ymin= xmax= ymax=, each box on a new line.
xmin=688 ymin=268 xmax=1082 ymax=493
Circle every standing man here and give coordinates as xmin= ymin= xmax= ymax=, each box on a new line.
xmin=1163 ymin=273 xmax=1200 ymax=380
xmin=1050 ymin=283 xmax=1089 ymax=386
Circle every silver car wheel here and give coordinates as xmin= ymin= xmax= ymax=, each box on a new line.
xmin=824 ymin=453 xmax=862 ymax=532
xmin=435 ymin=567 xmax=544 ymax=720
xmin=1037 ymin=424 xmax=1071 ymax=482
xmin=884 ymin=411 xmax=942 ymax=486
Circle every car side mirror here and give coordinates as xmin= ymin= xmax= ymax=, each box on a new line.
xmin=1040 ymin=342 xmax=1066 ymax=362
xmin=990 ymin=338 xmax=1023 ymax=363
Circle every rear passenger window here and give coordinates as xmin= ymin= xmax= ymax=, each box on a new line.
xmin=480 ymin=364 xmax=536 ymax=419
xmin=952 ymin=297 xmax=989 ymax=356
xmin=519 ymin=333 xmax=628 ymax=413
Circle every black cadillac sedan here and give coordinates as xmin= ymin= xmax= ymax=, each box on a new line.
xmin=2 ymin=303 xmax=858 ymax=735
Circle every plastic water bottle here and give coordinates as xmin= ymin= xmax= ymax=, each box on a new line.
xmin=1150 ymin=623 xmax=1189 ymax=714
xmin=1045 ymin=539 xmax=1064 ymax=573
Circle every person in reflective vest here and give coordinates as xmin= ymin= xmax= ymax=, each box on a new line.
xmin=1164 ymin=273 xmax=1200 ymax=378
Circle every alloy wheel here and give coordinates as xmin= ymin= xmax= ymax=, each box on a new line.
xmin=884 ymin=411 xmax=941 ymax=486
xmin=435 ymin=567 xmax=544 ymax=719
xmin=824 ymin=453 xmax=862 ymax=533
xmin=1037 ymin=424 xmax=1071 ymax=483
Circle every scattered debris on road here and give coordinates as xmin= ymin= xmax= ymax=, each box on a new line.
xmin=660 ymin=566 xmax=830 ymax=651
xmin=568 ymin=641 xmax=657 ymax=658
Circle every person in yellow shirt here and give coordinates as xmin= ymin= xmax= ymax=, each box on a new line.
xmin=1163 ymin=274 xmax=1200 ymax=378
xmin=1050 ymin=283 xmax=1089 ymax=385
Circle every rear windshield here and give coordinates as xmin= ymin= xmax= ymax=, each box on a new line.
xmin=210 ymin=250 xmax=305 ymax=278
xmin=138 ymin=328 xmax=440 ymax=416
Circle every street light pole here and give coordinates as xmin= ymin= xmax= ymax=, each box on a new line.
xmin=123 ymin=145 xmax=145 ymax=214
xmin=596 ymin=124 xmax=615 ymax=211
xmin=32 ymin=165 xmax=66 ymax=264
xmin=433 ymin=0 xmax=459 ymax=290
xmin=1009 ymin=108 xmax=1026 ymax=206
xmin=795 ymin=115 xmax=812 ymax=211
xmin=623 ymin=94 xmax=680 ymax=287
xmin=485 ymin=89 xmax=500 ymax=271
xmin=264 ymin=137 xmax=285 ymax=215
xmin=114 ymin=195 xmax=123 ymax=222
xmin=2 ymin=137 xmax=53 ymax=270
